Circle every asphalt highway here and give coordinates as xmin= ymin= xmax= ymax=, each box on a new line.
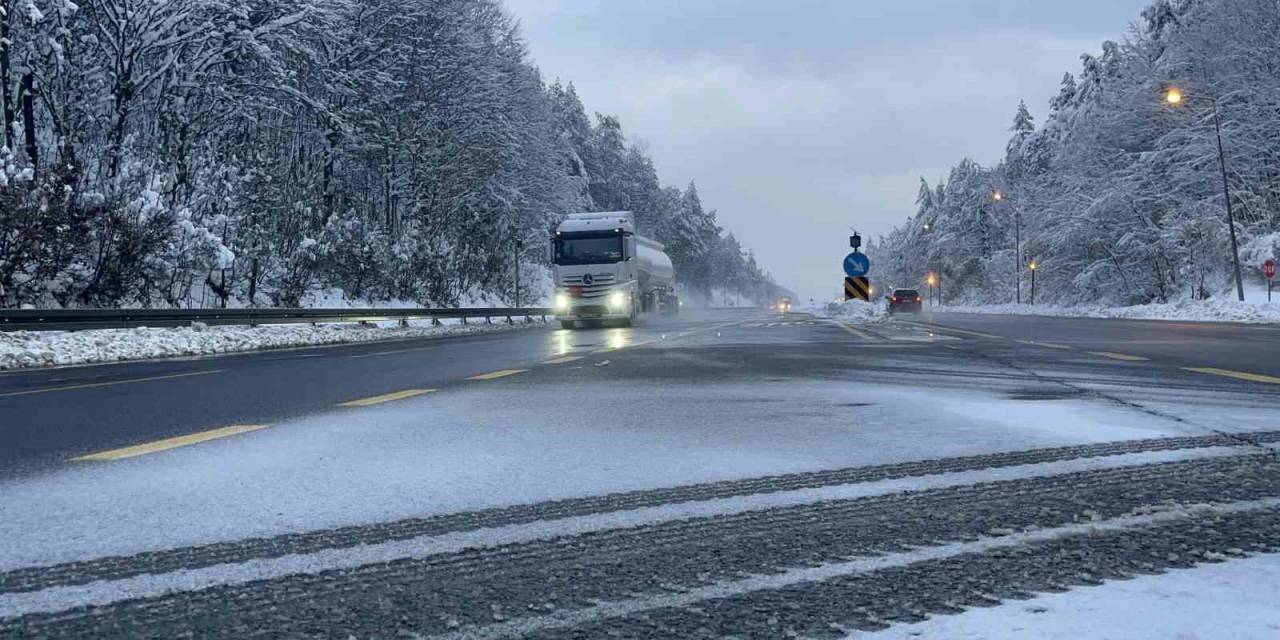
xmin=1 ymin=308 xmax=1278 ymax=638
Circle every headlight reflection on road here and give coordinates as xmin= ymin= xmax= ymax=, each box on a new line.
xmin=608 ymin=331 xmax=628 ymax=350
xmin=555 ymin=331 xmax=571 ymax=356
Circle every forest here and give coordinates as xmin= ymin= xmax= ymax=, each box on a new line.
xmin=0 ymin=0 xmax=787 ymax=309
xmin=871 ymin=0 xmax=1280 ymax=306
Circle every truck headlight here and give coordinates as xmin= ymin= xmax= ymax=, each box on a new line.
xmin=554 ymin=293 xmax=571 ymax=311
xmin=609 ymin=292 xmax=628 ymax=310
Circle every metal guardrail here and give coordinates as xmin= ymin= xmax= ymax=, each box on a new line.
xmin=0 ymin=308 xmax=553 ymax=332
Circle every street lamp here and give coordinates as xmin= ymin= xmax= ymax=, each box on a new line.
xmin=1164 ymin=85 xmax=1245 ymax=302
xmin=1029 ymin=260 xmax=1038 ymax=306
xmin=990 ymin=190 xmax=1021 ymax=304
xmin=514 ymin=238 xmax=524 ymax=308
xmin=926 ymin=272 xmax=938 ymax=305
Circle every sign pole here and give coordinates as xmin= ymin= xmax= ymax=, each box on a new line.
xmin=842 ymin=237 xmax=872 ymax=302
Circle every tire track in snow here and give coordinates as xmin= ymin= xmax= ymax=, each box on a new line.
xmin=3 ymin=431 xmax=1277 ymax=594
xmin=4 ymin=453 xmax=1280 ymax=638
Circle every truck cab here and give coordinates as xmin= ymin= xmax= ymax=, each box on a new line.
xmin=551 ymin=212 xmax=676 ymax=329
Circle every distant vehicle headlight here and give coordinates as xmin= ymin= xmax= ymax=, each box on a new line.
xmin=609 ymin=291 xmax=628 ymax=310
xmin=554 ymin=293 xmax=571 ymax=311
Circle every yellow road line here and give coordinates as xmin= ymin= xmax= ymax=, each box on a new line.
xmin=71 ymin=424 xmax=271 ymax=461
xmin=824 ymin=320 xmax=875 ymax=340
xmin=339 ymin=388 xmax=436 ymax=407
xmin=467 ymin=369 xmax=528 ymax=381
xmin=1184 ymin=367 xmax=1280 ymax=385
xmin=0 ymin=369 xmax=223 ymax=399
xmin=543 ymin=356 xmax=583 ymax=365
xmin=1090 ymin=351 xmax=1150 ymax=362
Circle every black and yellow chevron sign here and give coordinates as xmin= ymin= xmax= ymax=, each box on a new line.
xmin=844 ymin=276 xmax=870 ymax=301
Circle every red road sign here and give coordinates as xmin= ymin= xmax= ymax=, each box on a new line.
xmin=1265 ymin=259 xmax=1276 ymax=280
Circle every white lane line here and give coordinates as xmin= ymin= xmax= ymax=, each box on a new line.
xmin=1091 ymin=351 xmax=1151 ymax=362
xmin=0 ymin=445 xmax=1256 ymax=618
xmin=822 ymin=319 xmax=876 ymax=341
xmin=467 ymin=369 xmax=528 ymax=381
xmin=437 ymin=497 xmax=1280 ymax=640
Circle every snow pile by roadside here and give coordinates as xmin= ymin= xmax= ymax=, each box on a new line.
xmin=0 ymin=320 xmax=537 ymax=370
xmin=870 ymin=553 xmax=1280 ymax=640
xmin=940 ymin=297 xmax=1280 ymax=324
xmin=816 ymin=299 xmax=889 ymax=324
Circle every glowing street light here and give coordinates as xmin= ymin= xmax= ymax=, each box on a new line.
xmin=1028 ymin=260 xmax=1038 ymax=306
xmin=1165 ymin=87 xmax=1183 ymax=105
xmin=990 ymin=189 xmax=1021 ymax=303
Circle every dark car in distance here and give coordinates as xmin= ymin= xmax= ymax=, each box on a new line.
xmin=888 ymin=288 xmax=923 ymax=314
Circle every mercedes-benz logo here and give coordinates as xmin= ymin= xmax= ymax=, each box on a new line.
xmin=582 ymin=274 xmax=594 ymax=285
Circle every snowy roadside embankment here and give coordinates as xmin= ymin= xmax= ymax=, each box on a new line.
xmin=938 ymin=297 xmax=1280 ymax=325
xmin=0 ymin=320 xmax=538 ymax=371
xmin=869 ymin=553 xmax=1280 ymax=640
xmin=812 ymin=300 xmax=889 ymax=324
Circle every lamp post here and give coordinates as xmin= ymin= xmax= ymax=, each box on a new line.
xmin=991 ymin=190 xmax=1022 ymax=304
xmin=1029 ymin=260 xmax=1038 ymax=306
xmin=1165 ymin=86 xmax=1245 ymax=302
xmin=515 ymin=238 xmax=524 ymax=308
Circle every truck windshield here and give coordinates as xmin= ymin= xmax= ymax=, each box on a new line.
xmin=554 ymin=235 xmax=624 ymax=265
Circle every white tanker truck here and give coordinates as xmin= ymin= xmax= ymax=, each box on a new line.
xmin=550 ymin=212 xmax=678 ymax=329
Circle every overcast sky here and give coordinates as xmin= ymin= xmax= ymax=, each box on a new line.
xmin=504 ymin=0 xmax=1152 ymax=302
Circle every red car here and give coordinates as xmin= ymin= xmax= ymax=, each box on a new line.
xmin=888 ymin=288 xmax=923 ymax=314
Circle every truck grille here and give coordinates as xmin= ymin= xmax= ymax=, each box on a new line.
xmin=562 ymin=274 xmax=615 ymax=299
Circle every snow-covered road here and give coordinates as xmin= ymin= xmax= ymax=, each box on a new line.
xmin=1 ymin=309 xmax=1277 ymax=638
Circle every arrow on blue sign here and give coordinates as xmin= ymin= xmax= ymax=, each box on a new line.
xmin=843 ymin=252 xmax=871 ymax=278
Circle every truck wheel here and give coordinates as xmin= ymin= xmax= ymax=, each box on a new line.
xmin=560 ymin=320 xmax=576 ymax=330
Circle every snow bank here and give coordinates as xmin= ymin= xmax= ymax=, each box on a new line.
xmin=871 ymin=553 xmax=1280 ymax=640
xmin=814 ymin=299 xmax=889 ymax=324
xmin=939 ymin=297 xmax=1280 ymax=324
xmin=0 ymin=320 xmax=538 ymax=371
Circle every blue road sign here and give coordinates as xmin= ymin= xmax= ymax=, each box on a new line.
xmin=843 ymin=252 xmax=871 ymax=278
